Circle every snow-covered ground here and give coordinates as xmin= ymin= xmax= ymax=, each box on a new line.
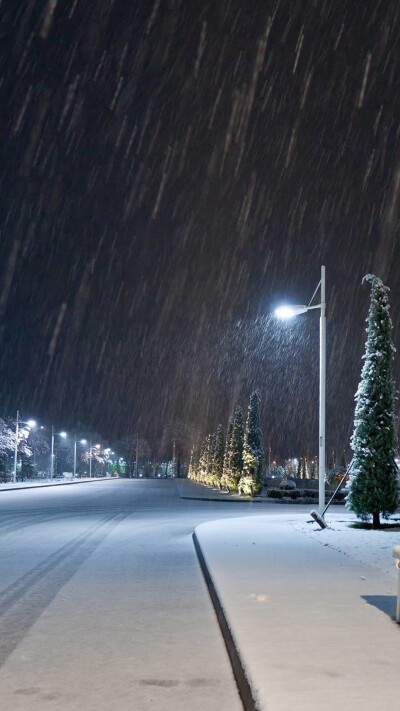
xmin=292 ymin=511 xmax=400 ymax=580
xmin=0 ymin=477 xmax=110 ymax=490
xmin=195 ymin=513 xmax=400 ymax=711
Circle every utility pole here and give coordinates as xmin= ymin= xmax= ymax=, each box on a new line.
xmin=135 ymin=432 xmax=139 ymax=478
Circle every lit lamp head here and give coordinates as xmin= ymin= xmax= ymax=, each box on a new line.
xmin=27 ymin=419 xmax=37 ymax=428
xmin=80 ymin=439 xmax=87 ymax=445
xmin=275 ymin=304 xmax=309 ymax=319
xmin=60 ymin=432 xmax=67 ymax=438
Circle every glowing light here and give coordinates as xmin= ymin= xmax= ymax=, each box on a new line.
xmin=275 ymin=304 xmax=309 ymax=319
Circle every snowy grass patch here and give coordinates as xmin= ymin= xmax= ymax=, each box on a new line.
xmin=292 ymin=513 xmax=400 ymax=580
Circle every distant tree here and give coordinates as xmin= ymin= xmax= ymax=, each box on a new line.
xmin=222 ymin=417 xmax=233 ymax=484
xmin=311 ymin=459 xmax=317 ymax=479
xmin=21 ymin=454 xmax=35 ymax=480
xmin=212 ymin=424 xmax=224 ymax=485
xmin=328 ymin=450 xmax=336 ymax=472
xmin=188 ymin=446 xmax=197 ymax=480
xmin=229 ymin=405 xmax=244 ymax=483
xmin=198 ymin=434 xmax=212 ymax=484
xmin=346 ymin=275 xmax=398 ymax=528
xmin=240 ymin=390 xmax=264 ymax=496
xmin=0 ymin=454 xmax=7 ymax=481
xmin=29 ymin=430 xmax=50 ymax=456
xmin=302 ymin=458 xmax=309 ymax=480
xmin=296 ymin=458 xmax=302 ymax=479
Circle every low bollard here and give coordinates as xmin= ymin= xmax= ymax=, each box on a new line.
xmin=393 ymin=545 xmax=400 ymax=623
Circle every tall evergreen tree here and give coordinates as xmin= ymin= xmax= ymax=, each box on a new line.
xmin=188 ymin=446 xmax=198 ymax=480
xmin=346 ymin=275 xmax=398 ymax=528
xmin=302 ymin=458 xmax=308 ymax=479
xmin=240 ymin=390 xmax=264 ymax=495
xmin=0 ymin=454 xmax=7 ymax=481
xmin=296 ymin=458 xmax=302 ymax=479
xmin=230 ymin=405 xmax=244 ymax=482
xmin=198 ymin=434 xmax=212 ymax=483
xmin=311 ymin=458 xmax=317 ymax=479
xmin=222 ymin=417 xmax=234 ymax=481
xmin=212 ymin=424 xmax=224 ymax=483
xmin=243 ymin=390 xmax=264 ymax=480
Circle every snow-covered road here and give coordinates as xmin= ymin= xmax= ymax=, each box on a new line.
xmin=0 ymin=479 xmax=306 ymax=710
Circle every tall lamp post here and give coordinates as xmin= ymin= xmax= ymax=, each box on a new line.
xmin=50 ymin=427 xmax=67 ymax=479
xmin=12 ymin=412 xmax=36 ymax=483
xmin=275 ymin=265 xmax=326 ymax=517
xmin=73 ymin=438 xmax=87 ymax=478
xmin=87 ymin=443 xmax=101 ymax=478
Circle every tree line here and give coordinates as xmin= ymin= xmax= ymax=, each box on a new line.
xmin=188 ymin=390 xmax=264 ymax=496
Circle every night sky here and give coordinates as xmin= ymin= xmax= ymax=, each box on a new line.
xmin=1 ymin=1 xmax=400 ymax=460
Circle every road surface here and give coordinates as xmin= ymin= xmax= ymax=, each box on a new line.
xmin=0 ymin=479 xmax=313 ymax=710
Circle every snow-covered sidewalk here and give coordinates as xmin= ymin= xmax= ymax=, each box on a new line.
xmin=0 ymin=477 xmax=112 ymax=491
xmin=194 ymin=513 xmax=400 ymax=711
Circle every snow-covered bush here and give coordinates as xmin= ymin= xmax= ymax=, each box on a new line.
xmin=279 ymin=479 xmax=296 ymax=490
xmin=221 ymin=473 xmax=238 ymax=492
xmin=238 ymin=474 xmax=262 ymax=497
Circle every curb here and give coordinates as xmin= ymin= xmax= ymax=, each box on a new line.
xmin=193 ymin=530 xmax=259 ymax=711
xmin=175 ymin=482 xmax=263 ymax=503
xmin=180 ymin=494 xmax=263 ymax=503
xmin=0 ymin=478 xmax=113 ymax=493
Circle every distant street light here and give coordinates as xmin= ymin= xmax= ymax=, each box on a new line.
xmin=73 ymin=438 xmax=87 ymax=478
xmin=275 ymin=265 xmax=327 ymax=517
xmin=12 ymin=412 xmax=37 ymax=483
xmin=50 ymin=427 xmax=67 ymax=479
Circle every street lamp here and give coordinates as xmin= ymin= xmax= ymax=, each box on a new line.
xmin=87 ymin=443 xmax=101 ymax=478
xmin=12 ymin=412 xmax=37 ymax=483
xmin=50 ymin=427 xmax=67 ymax=479
xmin=275 ymin=265 xmax=326 ymax=517
xmin=73 ymin=438 xmax=87 ymax=478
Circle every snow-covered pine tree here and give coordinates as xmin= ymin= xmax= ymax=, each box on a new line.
xmin=211 ymin=424 xmax=224 ymax=486
xmin=239 ymin=390 xmax=264 ymax=496
xmin=296 ymin=458 xmax=302 ymax=479
xmin=198 ymin=435 xmax=212 ymax=484
xmin=221 ymin=417 xmax=234 ymax=489
xmin=230 ymin=405 xmax=244 ymax=485
xmin=0 ymin=454 xmax=6 ymax=481
xmin=188 ymin=446 xmax=197 ymax=480
xmin=302 ymin=458 xmax=308 ymax=479
xmin=346 ymin=274 xmax=398 ymax=529
xmin=310 ymin=459 xmax=315 ymax=479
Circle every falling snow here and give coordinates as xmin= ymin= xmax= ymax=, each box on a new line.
xmin=1 ymin=1 xmax=400 ymax=461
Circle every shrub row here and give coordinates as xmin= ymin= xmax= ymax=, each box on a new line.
xmin=266 ymin=488 xmax=346 ymax=502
